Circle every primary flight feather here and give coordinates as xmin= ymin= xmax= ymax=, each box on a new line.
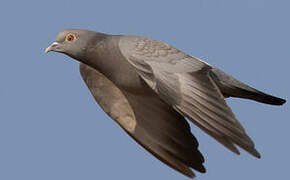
xmin=45 ymin=29 xmax=286 ymax=178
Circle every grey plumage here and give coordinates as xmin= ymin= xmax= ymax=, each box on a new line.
xmin=45 ymin=29 xmax=286 ymax=178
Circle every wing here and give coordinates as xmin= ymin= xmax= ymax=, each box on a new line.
xmin=79 ymin=63 xmax=205 ymax=178
xmin=118 ymin=36 xmax=260 ymax=158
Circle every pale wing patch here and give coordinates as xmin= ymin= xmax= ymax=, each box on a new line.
xmin=80 ymin=63 xmax=137 ymax=133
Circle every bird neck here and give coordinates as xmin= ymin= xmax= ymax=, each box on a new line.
xmin=82 ymin=36 xmax=123 ymax=81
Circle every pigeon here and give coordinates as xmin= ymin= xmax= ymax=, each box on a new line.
xmin=45 ymin=29 xmax=286 ymax=178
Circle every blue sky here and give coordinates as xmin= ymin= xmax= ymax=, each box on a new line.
xmin=0 ymin=0 xmax=289 ymax=179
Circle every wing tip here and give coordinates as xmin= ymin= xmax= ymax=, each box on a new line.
xmin=198 ymin=165 xmax=207 ymax=173
xmin=184 ymin=169 xmax=196 ymax=179
xmin=249 ymin=148 xmax=261 ymax=159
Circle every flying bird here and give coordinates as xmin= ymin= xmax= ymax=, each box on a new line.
xmin=45 ymin=29 xmax=286 ymax=178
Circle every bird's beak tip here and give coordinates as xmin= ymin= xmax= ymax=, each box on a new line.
xmin=44 ymin=47 xmax=51 ymax=53
xmin=45 ymin=42 xmax=59 ymax=53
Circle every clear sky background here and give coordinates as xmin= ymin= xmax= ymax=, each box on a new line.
xmin=0 ymin=0 xmax=289 ymax=179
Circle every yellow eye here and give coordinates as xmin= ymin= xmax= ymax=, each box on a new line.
xmin=65 ymin=34 xmax=76 ymax=42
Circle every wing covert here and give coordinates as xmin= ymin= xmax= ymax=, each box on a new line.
xmin=118 ymin=36 xmax=260 ymax=158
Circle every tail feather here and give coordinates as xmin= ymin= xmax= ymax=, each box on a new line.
xmin=210 ymin=68 xmax=286 ymax=105
xmin=237 ymin=89 xmax=286 ymax=105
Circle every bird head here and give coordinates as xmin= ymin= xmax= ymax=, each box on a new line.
xmin=45 ymin=29 xmax=105 ymax=61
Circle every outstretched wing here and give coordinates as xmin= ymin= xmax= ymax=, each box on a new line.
xmin=79 ymin=63 xmax=205 ymax=178
xmin=118 ymin=36 xmax=260 ymax=158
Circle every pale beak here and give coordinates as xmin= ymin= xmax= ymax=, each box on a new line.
xmin=45 ymin=42 xmax=60 ymax=53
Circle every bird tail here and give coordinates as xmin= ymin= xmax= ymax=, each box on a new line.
xmin=209 ymin=68 xmax=286 ymax=105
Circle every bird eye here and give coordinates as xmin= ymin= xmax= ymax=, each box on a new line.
xmin=65 ymin=34 xmax=76 ymax=42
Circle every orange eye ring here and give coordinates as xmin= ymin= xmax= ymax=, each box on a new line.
xmin=65 ymin=34 xmax=76 ymax=42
